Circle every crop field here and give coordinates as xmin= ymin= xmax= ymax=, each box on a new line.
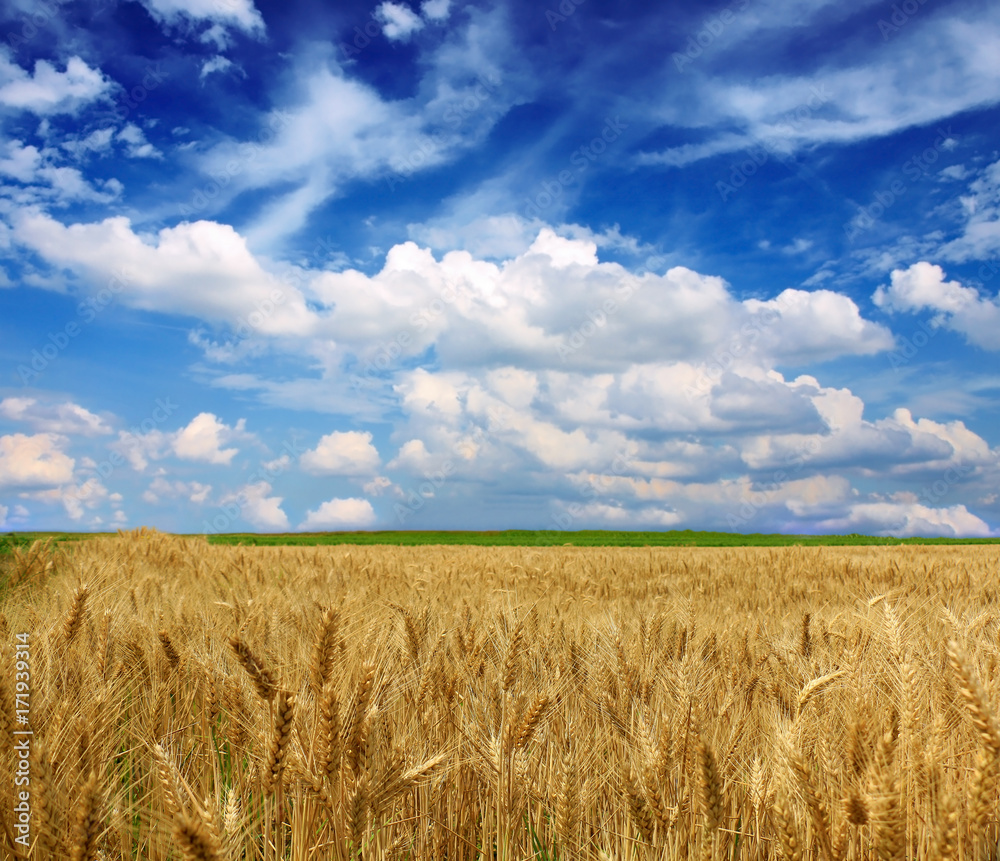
xmin=5 ymin=531 xmax=1000 ymax=553
xmin=204 ymin=531 xmax=1000 ymax=548
xmin=2 ymin=531 xmax=1000 ymax=860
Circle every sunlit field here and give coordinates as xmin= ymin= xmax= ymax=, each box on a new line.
xmin=2 ymin=530 xmax=1000 ymax=860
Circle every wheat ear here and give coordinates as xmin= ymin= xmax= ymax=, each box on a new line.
xmin=173 ymin=811 xmax=224 ymax=861
xmin=262 ymin=690 xmax=296 ymax=793
xmin=228 ymin=635 xmax=277 ymax=702
xmin=69 ymin=769 xmax=102 ymax=861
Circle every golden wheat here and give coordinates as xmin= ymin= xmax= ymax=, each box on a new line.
xmin=1 ymin=536 xmax=999 ymax=860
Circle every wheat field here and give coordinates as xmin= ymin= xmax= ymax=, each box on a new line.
xmin=1 ymin=530 xmax=999 ymax=861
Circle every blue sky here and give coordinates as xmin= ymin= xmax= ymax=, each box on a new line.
xmin=1 ymin=0 xmax=999 ymax=536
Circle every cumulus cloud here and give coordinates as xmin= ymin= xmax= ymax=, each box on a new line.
xmin=111 ymin=412 xmax=250 ymax=470
xmin=0 ymin=52 xmax=110 ymax=115
xmin=744 ymin=288 xmax=895 ymax=364
xmin=562 ymin=470 xmax=856 ymax=531
xmin=377 ymin=354 xmax=999 ymax=535
xmin=0 ymin=433 xmax=75 ymax=488
xmin=61 ymin=128 xmax=115 ymax=159
xmin=375 ymin=2 xmax=424 ymax=40
xmin=299 ymin=497 xmax=377 ymax=530
xmin=873 ymin=262 xmax=1000 ymax=350
xmin=0 ymin=139 xmax=41 ymax=182
xmin=301 ymin=430 xmax=381 ymax=475
xmin=0 ymin=140 xmax=122 ymax=204
xmin=61 ymin=477 xmax=109 ymax=521
xmin=362 ymin=475 xmax=394 ymax=496
xmin=305 ymin=229 xmax=893 ymax=375
xmin=117 ymin=124 xmax=163 ymax=159
xmin=558 ymin=461 xmax=996 ymax=538
xmin=200 ymin=56 xmax=235 ymax=81
xmin=553 ymin=500 xmax=682 ymax=528
xmin=221 ymin=481 xmax=289 ymax=530
xmin=816 ymin=501 xmax=992 ymax=538
xmin=421 ymin=0 xmax=451 ymax=21
xmin=0 ymin=398 xmax=111 ymax=436
xmin=136 ymin=0 xmax=265 ymax=39
xmin=388 ymin=438 xmax=451 ymax=474
xmin=173 ymin=413 xmax=246 ymax=464
xmin=0 ymin=503 xmax=26 ymax=528
xmin=737 ymin=388 xmax=977 ymax=474
xmin=142 ymin=476 xmax=212 ymax=504
xmin=13 ymin=213 xmax=314 ymax=331
xmin=12 ymin=214 xmax=994 ymax=534
xmin=14 ymin=219 xmax=895 ymax=380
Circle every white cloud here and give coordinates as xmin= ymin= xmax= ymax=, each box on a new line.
xmin=745 ymin=289 xmax=895 ymax=364
xmin=781 ymin=238 xmax=813 ymax=255
xmin=816 ymin=501 xmax=992 ymax=538
xmin=527 ymin=228 xmax=598 ymax=268
xmin=61 ymin=128 xmax=115 ymax=159
xmin=34 ymin=166 xmax=122 ymax=204
xmin=939 ymin=164 xmax=969 ymax=181
xmin=13 ymin=215 xmax=993 ymax=533
xmin=199 ymin=64 xmax=429 ymax=246
xmin=0 ymin=52 xmax=110 ymax=115
xmin=196 ymin=11 xmax=519 ymax=247
xmin=200 ymin=55 xmax=235 ymax=80
xmin=638 ymin=9 xmax=1000 ymax=169
xmin=61 ymin=477 xmax=109 ymax=521
xmin=13 ymin=213 xmax=314 ymax=331
xmin=738 ymin=389 xmax=966 ymax=473
xmin=554 ymin=500 xmax=681 ymax=527
xmin=873 ymin=262 xmax=1000 ymax=350
xmin=262 ymin=453 xmax=290 ymax=473
xmin=0 ymin=398 xmax=112 ymax=435
xmin=0 ymin=139 xmax=41 ymax=182
xmin=47 ymin=223 xmax=879 ymax=461
xmin=421 ymin=0 xmax=451 ymax=21
xmin=375 ymin=2 xmax=424 ymax=40
xmin=408 ymin=213 xmax=543 ymax=260
xmin=0 ymin=503 xmax=26 ymax=528
xmin=301 ymin=430 xmax=381 ymax=475
xmin=362 ymin=475 xmax=394 ymax=496
xmin=938 ymin=158 xmax=1000 ymax=262
xmin=16 ymin=215 xmax=889 ymax=376
xmin=376 ymin=352 xmax=999 ymax=534
xmin=111 ymin=412 xmax=249 ymax=470
xmin=0 ymin=433 xmax=74 ymax=488
xmin=0 ymin=140 xmax=122 ymax=204
xmin=299 ymin=497 xmax=377 ymax=530
xmin=136 ymin=0 xmax=265 ymax=39
xmin=142 ymin=476 xmax=212 ymax=504
xmin=172 ymin=412 xmax=245 ymax=464
xmin=222 ymin=481 xmax=289 ymax=530
xmin=300 ymin=231 xmax=892 ymax=375
xmin=388 ymin=438 xmax=445 ymax=474
xmin=111 ymin=428 xmax=170 ymax=471
xmin=117 ymin=124 xmax=163 ymax=159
